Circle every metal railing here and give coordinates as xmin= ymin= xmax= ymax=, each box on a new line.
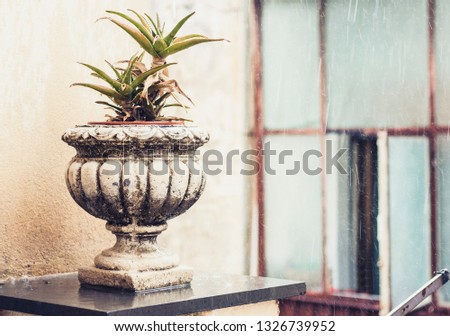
xmin=387 ymin=269 xmax=449 ymax=316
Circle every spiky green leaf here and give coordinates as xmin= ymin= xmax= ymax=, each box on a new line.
xmin=127 ymin=9 xmax=153 ymax=34
xmin=131 ymin=62 xmax=175 ymax=89
xmin=154 ymin=92 xmax=171 ymax=106
xmin=105 ymin=60 xmax=121 ymax=80
xmin=123 ymin=55 xmax=138 ymax=85
xmin=164 ymin=104 xmax=191 ymax=109
xmin=78 ymin=62 xmax=122 ymax=91
xmin=102 ymin=17 xmax=157 ymax=57
xmin=144 ymin=13 xmax=162 ymax=36
xmin=159 ymin=36 xmax=225 ymax=58
xmin=137 ymin=51 xmax=145 ymax=62
xmin=164 ymin=12 xmax=195 ymax=45
xmin=95 ymin=101 xmax=123 ymax=112
xmin=71 ymin=83 xmax=125 ymax=100
xmin=156 ymin=13 xmax=162 ymax=32
xmin=106 ymin=10 xmax=155 ymax=46
xmin=173 ymin=34 xmax=208 ymax=44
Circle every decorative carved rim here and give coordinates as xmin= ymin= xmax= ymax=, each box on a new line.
xmin=62 ymin=125 xmax=209 ymax=149
xmin=87 ymin=121 xmax=185 ymax=126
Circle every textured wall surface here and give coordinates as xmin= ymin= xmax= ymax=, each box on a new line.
xmin=0 ymin=0 xmax=251 ymax=282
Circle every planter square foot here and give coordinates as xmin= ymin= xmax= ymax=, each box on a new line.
xmin=78 ymin=266 xmax=194 ymax=292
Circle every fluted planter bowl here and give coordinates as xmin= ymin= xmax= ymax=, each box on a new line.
xmin=62 ymin=124 xmax=209 ymax=291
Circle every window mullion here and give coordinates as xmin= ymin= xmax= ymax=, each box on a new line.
xmin=377 ymin=131 xmax=391 ymax=315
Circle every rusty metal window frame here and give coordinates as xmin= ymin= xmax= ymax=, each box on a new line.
xmin=253 ymin=0 xmax=445 ymax=310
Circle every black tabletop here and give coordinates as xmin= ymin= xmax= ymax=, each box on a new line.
xmin=0 ymin=272 xmax=306 ymax=316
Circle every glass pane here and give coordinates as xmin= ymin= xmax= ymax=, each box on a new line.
xmin=326 ymin=0 xmax=429 ymax=128
xmin=326 ymin=134 xmax=356 ymax=292
xmin=389 ymin=137 xmax=431 ymax=307
xmin=435 ymin=0 xmax=450 ymax=126
xmin=264 ymin=135 xmax=322 ymax=290
xmin=262 ymin=0 xmax=321 ymax=129
xmin=437 ymin=135 xmax=450 ymax=303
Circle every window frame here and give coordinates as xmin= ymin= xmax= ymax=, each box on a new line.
xmin=253 ymin=0 xmax=449 ymax=313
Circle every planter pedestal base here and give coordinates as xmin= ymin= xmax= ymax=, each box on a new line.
xmin=77 ymin=221 xmax=194 ymax=291
xmin=78 ymin=266 xmax=194 ymax=291
xmin=62 ymin=125 xmax=210 ymax=292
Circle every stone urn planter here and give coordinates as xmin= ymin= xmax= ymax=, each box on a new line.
xmin=62 ymin=124 xmax=209 ymax=291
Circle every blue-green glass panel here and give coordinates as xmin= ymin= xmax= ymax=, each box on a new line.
xmin=264 ymin=135 xmax=322 ymax=290
xmin=435 ymin=0 xmax=450 ymax=126
xmin=389 ymin=137 xmax=430 ymax=307
xmin=326 ymin=0 xmax=429 ymax=128
xmin=325 ymin=135 xmax=357 ymax=292
xmin=437 ymin=136 xmax=450 ymax=303
xmin=262 ymin=0 xmax=321 ymax=129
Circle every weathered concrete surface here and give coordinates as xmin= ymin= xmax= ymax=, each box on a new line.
xmin=78 ymin=265 xmax=194 ymax=291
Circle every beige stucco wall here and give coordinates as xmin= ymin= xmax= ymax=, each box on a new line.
xmin=0 ymin=0 xmax=251 ymax=283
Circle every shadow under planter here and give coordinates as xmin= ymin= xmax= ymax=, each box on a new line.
xmin=62 ymin=124 xmax=209 ymax=291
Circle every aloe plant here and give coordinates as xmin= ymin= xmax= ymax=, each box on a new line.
xmin=73 ymin=10 xmax=225 ymax=122
xmin=72 ymin=53 xmax=190 ymax=121
xmin=103 ymin=10 xmax=225 ymax=66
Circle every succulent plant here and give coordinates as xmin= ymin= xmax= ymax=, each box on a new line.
xmin=72 ymin=10 xmax=225 ymax=122
xmin=72 ymin=53 xmax=188 ymax=121
xmin=103 ymin=10 xmax=225 ymax=66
